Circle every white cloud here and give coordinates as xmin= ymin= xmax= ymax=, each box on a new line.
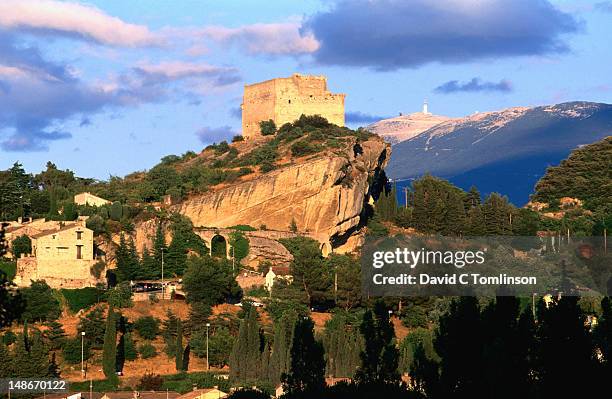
xmin=199 ymin=21 xmax=319 ymax=55
xmin=0 ymin=0 xmax=161 ymax=47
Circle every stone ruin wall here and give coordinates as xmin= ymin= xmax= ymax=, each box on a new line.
xmin=241 ymin=79 xmax=277 ymax=138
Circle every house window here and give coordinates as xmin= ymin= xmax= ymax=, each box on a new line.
xmin=288 ymin=99 xmax=291 ymax=104
xmin=76 ymin=231 xmax=82 ymax=240
xmin=76 ymin=245 xmax=83 ymax=260
xmin=57 ymin=247 xmax=68 ymax=254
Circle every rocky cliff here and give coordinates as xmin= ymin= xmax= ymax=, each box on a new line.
xmin=367 ymin=112 xmax=451 ymax=144
xmin=173 ymin=136 xmax=390 ymax=252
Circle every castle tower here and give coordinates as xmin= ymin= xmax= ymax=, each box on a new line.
xmin=241 ymin=73 xmax=346 ymax=139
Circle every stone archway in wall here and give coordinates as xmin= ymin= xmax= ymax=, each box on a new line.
xmin=320 ymin=242 xmax=332 ymax=258
xmin=210 ymin=234 xmax=228 ymax=258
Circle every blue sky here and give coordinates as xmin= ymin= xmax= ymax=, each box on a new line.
xmin=0 ymin=0 xmax=611 ymax=179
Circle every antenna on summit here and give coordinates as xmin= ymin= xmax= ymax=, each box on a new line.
xmin=422 ymin=99 xmax=430 ymax=115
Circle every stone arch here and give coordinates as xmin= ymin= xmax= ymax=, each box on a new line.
xmin=320 ymin=242 xmax=332 ymax=258
xmin=210 ymin=234 xmax=228 ymax=258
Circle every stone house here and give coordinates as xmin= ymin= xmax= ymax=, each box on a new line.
xmin=14 ymin=220 xmax=103 ymax=288
xmin=74 ymin=192 xmax=111 ymax=207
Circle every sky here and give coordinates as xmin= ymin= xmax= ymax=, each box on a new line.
xmin=0 ymin=0 xmax=611 ymax=180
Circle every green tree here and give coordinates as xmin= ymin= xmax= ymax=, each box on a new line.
xmin=43 ymin=321 xmax=66 ymax=350
xmin=78 ymin=305 xmax=106 ymax=349
xmin=281 ymin=317 xmax=325 ymax=396
xmin=115 ymin=234 xmax=140 ymax=282
xmin=355 ymin=301 xmax=399 ymax=386
xmin=102 ymin=306 xmax=118 ymax=381
xmin=175 ymin=319 xmax=184 ymax=371
xmin=11 ymin=235 xmax=31 ymax=259
xmin=11 ymin=328 xmax=53 ymax=377
xmin=229 ymin=231 xmax=249 ymax=262
xmin=182 ymin=256 xmax=242 ymax=306
xmin=192 ymin=326 xmax=235 ymax=368
xmin=21 ymin=280 xmax=61 ymax=322
xmin=322 ymin=311 xmax=363 ymax=378
xmin=268 ymin=310 xmax=297 ymax=384
xmin=109 ymin=201 xmax=123 ymax=221
xmin=106 ymin=282 xmax=133 ymax=308
xmin=62 ymin=336 xmax=91 ymax=364
xmin=279 ymin=237 xmax=332 ymax=307
xmin=134 ymin=316 xmax=159 ymax=340
xmin=229 ymin=307 xmax=262 ymax=381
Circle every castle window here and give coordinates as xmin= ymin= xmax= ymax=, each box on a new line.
xmin=288 ymin=99 xmax=291 ymax=104
xmin=76 ymin=231 xmax=82 ymax=240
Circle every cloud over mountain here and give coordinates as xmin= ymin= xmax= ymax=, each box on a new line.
xmin=306 ymin=0 xmax=580 ymax=69
xmin=434 ymin=78 xmax=512 ymax=94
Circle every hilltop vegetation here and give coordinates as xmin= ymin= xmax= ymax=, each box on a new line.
xmin=532 ymin=136 xmax=612 ymax=211
xmin=0 ymin=116 xmax=375 ymax=226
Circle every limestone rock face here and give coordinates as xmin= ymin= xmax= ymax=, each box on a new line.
xmin=173 ymin=136 xmax=390 ymax=249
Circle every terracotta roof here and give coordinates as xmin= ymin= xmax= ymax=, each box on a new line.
xmin=103 ymin=392 xmax=180 ymax=399
xmin=176 ymin=389 xmax=227 ymax=399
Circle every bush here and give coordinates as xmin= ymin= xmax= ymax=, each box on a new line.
xmin=0 ymin=260 xmax=16 ymax=280
xmin=232 ymin=135 xmax=244 ymax=142
xmin=11 ymin=235 xmax=31 ymax=259
xmin=229 ymin=225 xmax=257 ymax=232
xmin=61 ymin=287 xmax=101 ymax=313
xmin=139 ymin=342 xmax=157 ymax=359
xmin=260 ymin=161 xmax=275 ymax=173
xmin=109 ymin=201 xmax=123 ymax=221
xmin=290 ymin=140 xmax=321 ymax=157
xmin=21 ymin=280 xmax=61 ymax=322
xmin=237 ymin=167 xmax=253 ymax=177
xmin=2 ymin=331 xmax=17 ymax=345
xmin=134 ymin=316 xmax=160 ymax=340
xmin=138 ymin=372 xmax=164 ymax=390
xmin=105 ymin=282 xmax=133 ymax=308
xmin=63 ymin=336 xmax=91 ymax=364
xmin=259 ymin=120 xmax=276 ymax=136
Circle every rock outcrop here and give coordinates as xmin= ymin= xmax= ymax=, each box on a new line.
xmin=173 ymin=136 xmax=390 ymax=251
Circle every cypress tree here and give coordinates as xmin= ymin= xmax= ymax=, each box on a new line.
xmin=269 ymin=310 xmax=297 ymax=384
xmin=281 ymin=317 xmax=325 ymax=396
xmin=102 ymin=306 xmax=118 ymax=381
xmin=175 ymin=319 xmax=183 ymax=371
xmin=355 ymin=301 xmax=399 ymax=386
xmin=116 ymin=333 xmax=125 ymax=373
xmin=229 ymin=307 xmax=262 ymax=381
xmin=182 ymin=343 xmax=190 ymax=372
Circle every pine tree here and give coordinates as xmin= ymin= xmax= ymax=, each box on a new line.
xmin=102 ymin=306 xmax=118 ymax=381
xmin=281 ymin=317 xmax=325 ymax=396
xmin=43 ymin=321 xmax=66 ymax=350
xmin=11 ymin=329 xmax=51 ymax=377
xmin=141 ymin=247 xmax=158 ymax=279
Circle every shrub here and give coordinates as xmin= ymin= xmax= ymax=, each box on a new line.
xmin=105 ymin=282 xmax=133 ymax=308
xmin=290 ymin=140 xmax=320 ymax=157
xmin=259 ymin=119 xmax=276 ymax=136
xmin=0 ymin=260 xmax=16 ymax=280
xmin=134 ymin=316 xmax=160 ymax=340
xmin=109 ymin=201 xmax=123 ymax=221
xmin=229 ymin=225 xmax=257 ymax=231
xmin=61 ymin=287 xmax=101 ymax=313
xmin=138 ymin=372 xmax=163 ymax=390
xmin=63 ymin=336 xmax=91 ymax=364
xmin=232 ymin=135 xmax=244 ymax=143
xmin=11 ymin=235 xmax=31 ymax=259
xmin=2 ymin=331 xmax=17 ymax=346
xmin=237 ymin=167 xmax=253 ymax=177
xmin=21 ymin=280 xmax=61 ymax=322
xmin=86 ymin=215 xmax=107 ymax=235
xmin=260 ymin=161 xmax=275 ymax=173
xmin=139 ymin=342 xmax=157 ymax=359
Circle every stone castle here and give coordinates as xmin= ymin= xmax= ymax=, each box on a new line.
xmin=241 ymin=73 xmax=345 ymax=139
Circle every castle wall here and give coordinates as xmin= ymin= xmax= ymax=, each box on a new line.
xmin=241 ymin=74 xmax=345 ymax=139
xmin=241 ymin=79 xmax=277 ymax=138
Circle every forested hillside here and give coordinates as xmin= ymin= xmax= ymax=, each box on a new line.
xmin=532 ymin=136 xmax=612 ymax=211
